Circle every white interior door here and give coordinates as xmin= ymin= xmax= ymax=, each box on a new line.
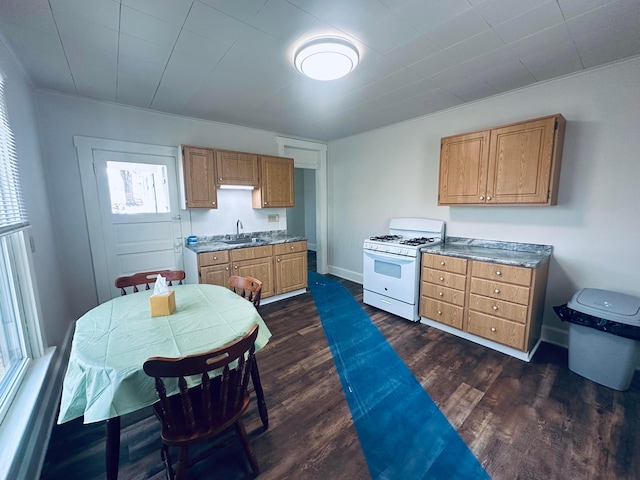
xmin=92 ymin=150 xmax=183 ymax=299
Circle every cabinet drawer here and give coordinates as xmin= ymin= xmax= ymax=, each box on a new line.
xmin=467 ymin=311 xmax=526 ymax=350
xmin=470 ymin=277 xmax=530 ymax=305
xmin=471 ymin=261 xmax=532 ymax=286
xmin=420 ymin=298 xmax=463 ymax=329
xmin=230 ymin=245 xmax=273 ymax=261
xmin=198 ymin=250 xmax=229 ymax=267
xmin=422 ymin=267 xmax=466 ymax=291
xmin=421 ymin=282 xmax=465 ymax=307
xmin=423 ymin=253 xmax=467 ymax=274
xmin=274 ymin=240 xmax=307 ymax=255
xmin=468 ymin=294 xmax=528 ymax=323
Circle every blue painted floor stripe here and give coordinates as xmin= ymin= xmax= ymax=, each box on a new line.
xmin=307 ymin=272 xmax=490 ymax=480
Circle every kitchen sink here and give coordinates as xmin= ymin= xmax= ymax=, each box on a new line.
xmin=222 ymin=238 xmax=263 ymax=245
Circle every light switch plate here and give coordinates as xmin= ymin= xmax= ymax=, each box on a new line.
xmin=268 ymin=214 xmax=279 ymax=222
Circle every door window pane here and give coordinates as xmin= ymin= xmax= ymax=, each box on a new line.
xmin=106 ymin=161 xmax=170 ymax=214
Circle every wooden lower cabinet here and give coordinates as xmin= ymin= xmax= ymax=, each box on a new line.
xmin=274 ymin=241 xmax=308 ymax=294
xmin=197 ymin=242 xmax=308 ymax=300
xmin=420 ymin=252 xmax=549 ymax=354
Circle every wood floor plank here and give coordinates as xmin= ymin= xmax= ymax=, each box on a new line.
xmin=41 ymin=271 xmax=640 ymax=480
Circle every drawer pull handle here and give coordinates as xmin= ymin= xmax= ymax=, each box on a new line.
xmin=480 ymin=196 xmax=484 ymax=200
xmin=493 ymin=305 xmax=498 ymax=310
xmin=496 ymin=271 xmax=502 ymax=276
xmin=437 ymin=310 xmax=442 ymax=315
xmin=440 ymin=261 xmax=445 ymax=265
xmin=491 ymin=327 xmax=496 ymax=332
xmin=494 ymin=289 xmax=500 ymax=294
xmin=487 ymin=196 xmax=492 ymax=200
xmin=438 ymin=292 xmax=443 ymax=296
xmin=439 ymin=277 xmax=444 ymax=281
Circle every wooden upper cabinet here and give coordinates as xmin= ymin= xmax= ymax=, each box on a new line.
xmin=214 ymin=149 xmax=259 ymax=186
xmin=439 ymin=130 xmax=490 ymax=205
xmin=182 ymin=146 xmax=217 ymax=208
xmin=438 ymin=114 xmax=566 ymax=206
xmin=252 ymin=155 xmax=295 ymax=208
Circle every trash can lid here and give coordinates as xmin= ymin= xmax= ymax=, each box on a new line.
xmin=568 ymin=288 xmax=640 ymax=326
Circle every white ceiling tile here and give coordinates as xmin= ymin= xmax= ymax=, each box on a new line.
xmin=197 ymin=0 xmax=268 ymax=23
xmin=288 ymin=0 xmax=390 ymax=32
xmin=575 ymin=33 xmax=640 ymax=69
xmin=354 ymin=14 xmax=420 ymax=54
xmin=116 ymin=71 xmax=157 ymax=107
xmin=472 ymin=0 xmax=551 ymax=27
xmin=443 ymin=29 xmax=505 ymax=63
xmin=407 ymin=50 xmax=458 ymax=78
xmin=173 ymin=29 xmax=229 ymax=63
xmin=118 ymin=32 xmax=173 ymax=65
xmin=396 ymin=0 xmax=472 ymax=34
xmin=519 ymin=42 xmax=584 ymax=81
xmin=492 ymin=2 xmax=565 ymax=43
xmin=120 ymin=6 xmax=182 ymax=47
xmin=152 ymin=55 xmax=212 ymax=112
xmin=250 ymin=0 xmax=334 ymax=44
xmin=426 ymin=8 xmax=490 ymax=49
xmin=556 ymin=0 xmax=617 ymax=20
xmin=444 ymin=79 xmax=497 ymax=101
xmin=505 ymin=23 xmax=572 ymax=58
xmin=475 ymin=60 xmax=537 ymax=92
xmin=49 ymin=0 xmax=120 ymax=30
xmin=121 ymin=0 xmax=193 ymax=26
xmin=0 ymin=0 xmax=58 ymax=36
xmin=385 ymin=34 xmax=442 ymax=68
xmin=54 ymin=13 xmax=119 ymax=53
xmin=117 ymin=53 xmax=166 ymax=79
xmin=184 ymin=1 xmax=247 ymax=47
xmin=565 ymin=1 xmax=640 ymax=40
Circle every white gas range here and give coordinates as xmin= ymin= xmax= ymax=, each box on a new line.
xmin=363 ymin=218 xmax=445 ymax=321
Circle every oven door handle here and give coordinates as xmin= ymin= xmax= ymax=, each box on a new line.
xmin=364 ymin=249 xmax=415 ymax=264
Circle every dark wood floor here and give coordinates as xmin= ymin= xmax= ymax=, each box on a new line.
xmin=42 ymin=270 xmax=640 ymax=480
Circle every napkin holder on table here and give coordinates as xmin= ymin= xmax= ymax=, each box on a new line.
xmin=149 ymin=274 xmax=176 ymax=317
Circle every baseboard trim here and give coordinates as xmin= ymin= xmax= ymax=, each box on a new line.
xmin=327 ymin=265 xmax=362 ymax=284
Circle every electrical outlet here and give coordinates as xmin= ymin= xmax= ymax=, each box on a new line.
xmin=268 ymin=214 xmax=279 ymax=222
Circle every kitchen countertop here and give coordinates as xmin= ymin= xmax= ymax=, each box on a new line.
xmin=422 ymin=237 xmax=552 ymax=268
xmin=186 ymin=230 xmax=306 ymax=254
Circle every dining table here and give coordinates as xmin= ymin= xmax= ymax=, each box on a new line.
xmin=57 ymin=283 xmax=272 ymax=480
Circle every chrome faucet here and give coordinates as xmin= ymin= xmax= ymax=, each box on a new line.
xmin=236 ymin=219 xmax=243 ymax=236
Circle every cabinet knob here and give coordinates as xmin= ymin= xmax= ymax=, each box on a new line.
xmin=212 ymin=201 xmax=216 ymax=205
xmin=491 ymin=327 xmax=496 ymax=332
xmin=480 ymin=196 xmax=485 ymax=200
xmin=496 ymin=271 xmax=502 ymax=276
xmin=291 ymin=246 xmax=294 ymax=250
xmin=439 ymin=292 xmax=443 ymax=296
xmin=437 ymin=310 xmax=442 ymax=315
xmin=234 ymin=265 xmax=238 ymax=269
xmin=213 ymin=256 xmax=217 ymax=260
xmin=440 ymin=261 xmax=445 ymax=265
xmin=219 ymin=178 xmax=222 ymax=181
xmin=277 ymin=258 xmax=281 ymax=262
xmin=494 ymin=289 xmax=500 ymax=294
xmin=439 ymin=277 xmax=444 ymax=281
xmin=493 ymin=305 xmax=498 ymax=310
xmin=487 ymin=196 xmax=492 ymax=200
xmin=264 ymin=202 xmax=268 ymax=205
xmin=225 ymin=267 xmax=229 ymax=271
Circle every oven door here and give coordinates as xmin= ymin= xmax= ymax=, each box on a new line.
xmin=363 ymin=249 xmax=418 ymax=304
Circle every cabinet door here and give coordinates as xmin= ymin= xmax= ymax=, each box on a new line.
xmin=438 ymin=130 xmax=490 ymax=205
xmin=231 ymin=257 xmax=275 ymax=298
xmin=215 ymin=150 xmax=259 ymax=186
xmin=486 ymin=116 xmax=557 ymax=204
xmin=182 ymin=146 xmax=217 ymax=208
xmin=252 ymin=156 xmax=295 ymax=208
xmin=200 ymin=264 xmax=230 ymax=287
xmin=275 ymin=251 xmax=308 ymax=294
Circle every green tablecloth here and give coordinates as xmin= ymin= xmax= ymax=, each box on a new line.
xmin=58 ymin=284 xmax=271 ymax=424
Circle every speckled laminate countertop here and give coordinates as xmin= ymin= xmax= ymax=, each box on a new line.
xmin=186 ymin=230 xmax=306 ymax=254
xmin=421 ymin=237 xmax=552 ymax=268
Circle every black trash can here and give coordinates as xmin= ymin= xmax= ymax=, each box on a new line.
xmin=553 ymin=288 xmax=640 ymax=391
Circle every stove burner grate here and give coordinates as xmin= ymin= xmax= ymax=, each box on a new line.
xmin=369 ymin=234 xmax=402 ymax=242
xmin=400 ymin=237 xmax=436 ymax=246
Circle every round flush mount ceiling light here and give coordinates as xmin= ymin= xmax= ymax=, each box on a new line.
xmin=294 ymin=37 xmax=359 ymax=81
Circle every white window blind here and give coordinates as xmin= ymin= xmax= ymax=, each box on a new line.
xmin=0 ymin=75 xmax=28 ymax=236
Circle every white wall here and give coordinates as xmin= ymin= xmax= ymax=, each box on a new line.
xmin=327 ymin=56 xmax=640 ymax=344
xmin=35 ymin=92 xmax=295 ymax=325
xmin=0 ymin=38 xmax=69 ymax=347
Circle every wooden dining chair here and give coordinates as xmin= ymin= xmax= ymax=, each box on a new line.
xmin=228 ymin=275 xmax=268 ymax=429
xmin=115 ymin=270 xmax=186 ymax=295
xmin=143 ymin=324 xmax=260 ymax=480
xmin=228 ymin=275 xmax=262 ymax=310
